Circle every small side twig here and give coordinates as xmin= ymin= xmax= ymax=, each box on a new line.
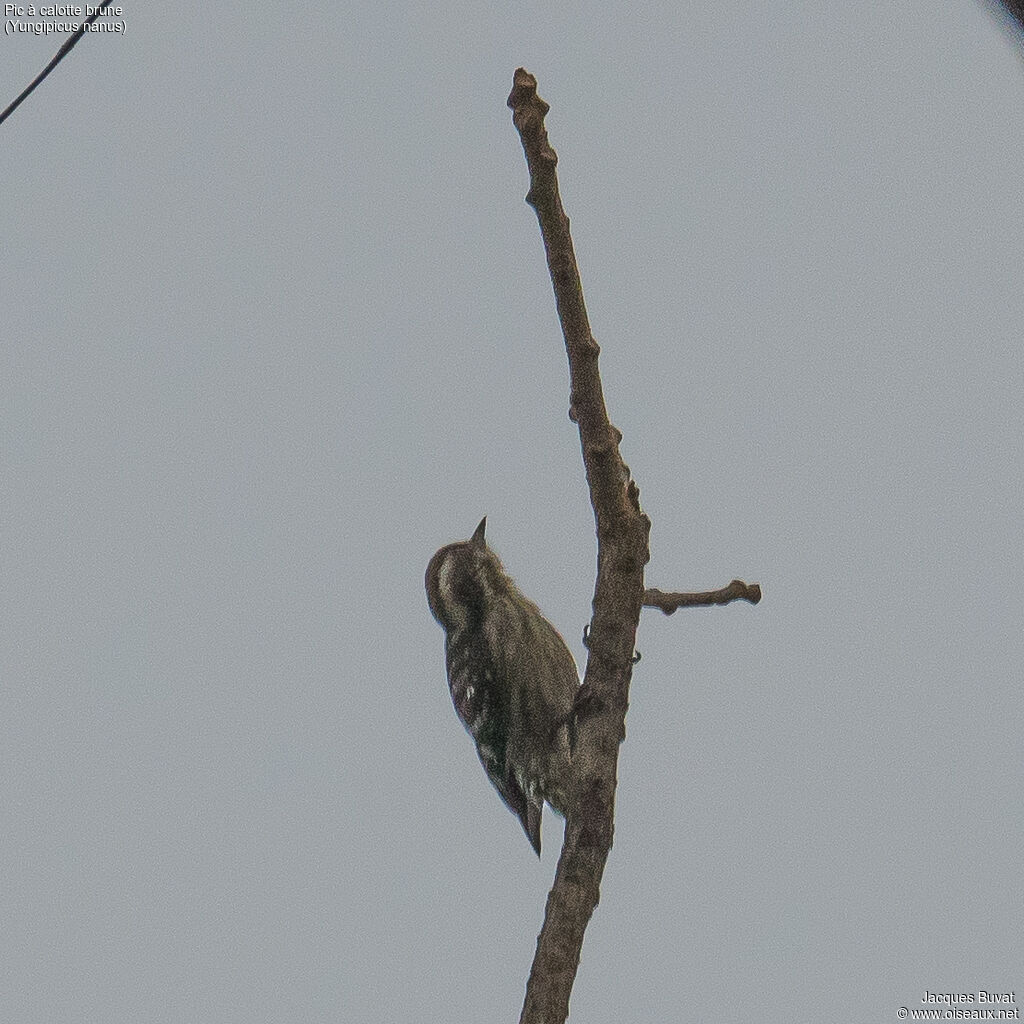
xmin=644 ymin=581 xmax=761 ymax=613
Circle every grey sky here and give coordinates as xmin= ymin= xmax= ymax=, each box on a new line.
xmin=2 ymin=3 xmax=1022 ymax=1022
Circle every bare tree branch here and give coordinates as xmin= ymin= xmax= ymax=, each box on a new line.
xmin=0 ymin=0 xmax=114 ymax=128
xmin=644 ymin=581 xmax=761 ymax=613
xmin=508 ymin=67 xmax=762 ymax=1024
xmin=508 ymin=67 xmax=650 ymax=1024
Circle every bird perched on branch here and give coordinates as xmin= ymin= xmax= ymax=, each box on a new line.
xmin=425 ymin=518 xmax=579 ymax=855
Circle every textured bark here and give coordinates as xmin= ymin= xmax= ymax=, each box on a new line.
xmin=644 ymin=581 xmax=761 ymax=614
xmin=508 ymin=68 xmax=650 ymax=1024
xmin=508 ymin=68 xmax=761 ymax=1024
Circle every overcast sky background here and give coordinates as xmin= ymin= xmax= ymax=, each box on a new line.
xmin=2 ymin=3 xmax=1022 ymax=1022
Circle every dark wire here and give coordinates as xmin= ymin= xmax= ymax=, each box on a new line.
xmin=0 ymin=0 xmax=114 ymax=127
